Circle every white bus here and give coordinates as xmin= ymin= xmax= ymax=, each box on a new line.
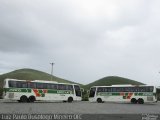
xmin=89 ymin=85 xmax=158 ymax=104
xmin=3 ymin=78 xmax=82 ymax=102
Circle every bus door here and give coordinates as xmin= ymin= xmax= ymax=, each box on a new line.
xmin=156 ymin=88 xmax=160 ymax=101
xmin=74 ymin=85 xmax=81 ymax=100
xmin=89 ymin=87 xmax=96 ymax=98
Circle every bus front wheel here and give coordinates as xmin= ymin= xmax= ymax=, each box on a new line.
xmin=97 ymin=98 xmax=103 ymax=103
xmin=68 ymin=97 xmax=73 ymax=103
xmin=20 ymin=95 xmax=28 ymax=103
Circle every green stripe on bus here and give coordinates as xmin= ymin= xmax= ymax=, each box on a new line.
xmin=48 ymin=90 xmax=73 ymax=94
xmin=5 ymin=88 xmax=73 ymax=94
xmin=5 ymin=88 xmax=31 ymax=93
xmin=112 ymin=93 xmax=120 ymax=96
xmin=134 ymin=93 xmax=153 ymax=96
xmin=125 ymin=93 xmax=129 ymax=96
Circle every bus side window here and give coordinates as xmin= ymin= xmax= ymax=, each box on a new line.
xmin=28 ymin=82 xmax=36 ymax=88
xmin=145 ymin=86 xmax=153 ymax=92
xmin=129 ymin=87 xmax=135 ymax=92
xmin=36 ymin=83 xmax=44 ymax=89
xmin=43 ymin=83 xmax=47 ymax=89
xmin=47 ymin=84 xmax=56 ymax=89
xmin=97 ymin=87 xmax=102 ymax=92
xmin=104 ymin=87 xmax=108 ymax=92
xmin=124 ymin=87 xmax=129 ymax=92
xmin=16 ymin=82 xmax=22 ymax=88
xmin=136 ymin=87 xmax=139 ymax=92
xmin=9 ymin=81 xmax=17 ymax=88
xmin=47 ymin=84 xmax=51 ymax=89
xmin=138 ymin=87 xmax=144 ymax=92
xmin=111 ymin=87 xmax=117 ymax=92
xmin=51 ymin=84 xmax=58 ymax=90
xmin=115 ymin=87 xmax=121 ymax=92
xmin=107 ymin=88 xmax=111 ymax=92
xmin=17 ymin=81 xmax=27 ymax=88
xmin=21 ymin=82 xmax=27 ymax=88
xmin=67 ymin=85 xmax=73 ymax=90
xmin=117 ymin=87 xmax=124 ymax=92
xmin=149 ymin=86 xmax=153 ymax=92
xmin=58 ymin=84 xmax=66 ymax=90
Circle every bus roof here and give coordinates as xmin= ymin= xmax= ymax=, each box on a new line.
xmin=32 ymin=80 xmax=58 ymax=83
xmin=4 ymin=78 xmax=79 ymax=85
xmin=91 ymin=85 xmax=153 ymax=88
xmin=111 ymin=84 xmax=133 ymax=86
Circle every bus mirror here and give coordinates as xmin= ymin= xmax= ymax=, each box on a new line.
xmin=87 ymin=90 xmax=89 ymax=93
xmin=81 ymin=88 xmax=84 ymax=92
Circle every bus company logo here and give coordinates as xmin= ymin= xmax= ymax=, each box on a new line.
xmin=57 ymin=91 xmax=71 ymax=94
xmin=9 ymin=89 xmax=21 ymax=92
xmin=64 ymin=91 xmax=70 ymax=94
xmin=99 ymin=93 xmax=112 ymax=96
xmin=57 ymin=91 xmax=65 ymax=94
xmin=33 ymin=89 xmax=48 ymax=97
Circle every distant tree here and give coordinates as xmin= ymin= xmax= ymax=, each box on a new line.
xmin=82 ymin=90 xmax=89 ymax=101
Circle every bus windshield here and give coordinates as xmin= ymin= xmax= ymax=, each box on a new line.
xmin=89 ymin=87 xmax=96 ymax=97
xmin=74 ymin=85 xmax=81 ymax=97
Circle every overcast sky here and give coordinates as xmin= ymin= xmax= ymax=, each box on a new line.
xmin=0 ymin=0 xmax=160 ymax=85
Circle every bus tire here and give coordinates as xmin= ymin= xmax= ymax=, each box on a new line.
xmin=20 ymin=95 xmax=28 ymax=103
xmin=97 ymin=98 xmax=103 ymax=103
xmin=131 ymin=98 xmax=137 ymax=104
xmin=68 ymin=97 xmax=73 ymax=103
xmin=137 ymin=98 xmax=144 ymax=104
xmin=29 ymin=96 xmax=36 ymax=102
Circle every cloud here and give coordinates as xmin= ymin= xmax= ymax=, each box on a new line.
xmin=0 ymin=0 xmax=160 ymax=85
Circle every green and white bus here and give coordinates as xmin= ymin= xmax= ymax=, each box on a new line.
xmin=89 ymin=85 xmax=158 ymax=104
xmin=3 ymin=78 xmax=82 ymax=102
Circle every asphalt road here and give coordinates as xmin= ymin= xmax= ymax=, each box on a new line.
xmin=0 ymin=100 xmax=160 ymax=114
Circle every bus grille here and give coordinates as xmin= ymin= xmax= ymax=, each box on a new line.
xmin=8 ymin=93 xmax=14 ymax=98
xmin=147 ymin=96 xmax=153 ymax=101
